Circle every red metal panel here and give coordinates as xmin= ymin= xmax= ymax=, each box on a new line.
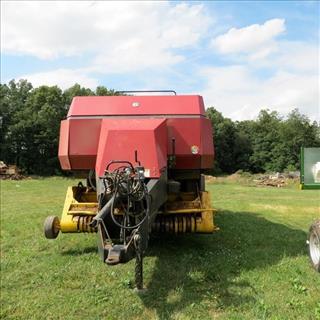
xmin=201 ymin=118 xmax=214 ymax=168
xmin=68 ymin=95 xmax=205 ymax=117
xmin=95 ymin=119 xmax=167 ymax=177
xmin=167 ymin=118 xmax=201 ymax=153
xmin=167 ymin=118 xmax=214 ymax=169
xmin=58 ymin=120 xmax=71 ymax=170
xmin=58 ymin=95 xmax=214 ymax=172
xmin=68 ymin=119 xmax=101 ymax=169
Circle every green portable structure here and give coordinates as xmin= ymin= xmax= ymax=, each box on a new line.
xmin=300 ymin=147 xmax=320 ymax=190
xmin=301 ymin=147 xmax=320 ymax=272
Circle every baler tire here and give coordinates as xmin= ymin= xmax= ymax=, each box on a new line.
xmin=308 ymin=220 xmax=320 ymax=272
xmin=44 ymin=216 xmax=60 ymax=239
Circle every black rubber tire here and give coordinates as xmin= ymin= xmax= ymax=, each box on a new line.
xmin=308 ymin=220 xmax=320 ymax=272
xmin=44 ymin=216 xmax=60 ymax=239
xmin=167 ymin=180 xmax=180 ymax=194
xmin=200 ymin=174 xmax=205 ymax=192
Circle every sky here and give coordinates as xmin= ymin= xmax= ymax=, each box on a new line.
xmin=1 ymin=0 xmax=319 ymax=121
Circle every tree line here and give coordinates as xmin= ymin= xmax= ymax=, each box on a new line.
xmin=206 ymin=107 xmax=319 ymax=173
xmin=0 ymin=80 xmax=118 ymax=175
xmin=0 ymin=79 xmax=319 ymax=175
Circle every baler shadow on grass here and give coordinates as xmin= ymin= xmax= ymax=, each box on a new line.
xmin=60 ymin=246 xmax=97 ymax=256
xmin=139 ymin=210 xmax=307 ymax=320
xmin=54 ymin=209 xmax=308 ymax=319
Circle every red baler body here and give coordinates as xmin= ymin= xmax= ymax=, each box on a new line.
xmin=58 ymin=95 xmax=214 ymax=177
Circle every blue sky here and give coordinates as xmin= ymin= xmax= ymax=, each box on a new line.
xmin=1 ymin=1 xmax=319 ymax=120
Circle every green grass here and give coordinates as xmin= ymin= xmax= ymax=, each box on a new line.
xmin=1 ymin=177 xmax=320 ymax=320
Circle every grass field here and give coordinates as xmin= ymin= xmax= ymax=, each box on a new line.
xmin=1 ymin=177 xmax=320 ymax=320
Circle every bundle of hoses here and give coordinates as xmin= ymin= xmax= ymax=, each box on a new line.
xmin=91 ymin=166 xmax=150 ymax=230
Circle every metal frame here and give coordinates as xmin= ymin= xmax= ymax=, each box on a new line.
xmin=116 ymin=90 xmax=177 ymax=95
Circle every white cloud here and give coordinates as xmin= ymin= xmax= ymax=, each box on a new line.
xmin=2 ymin=2 xmax=318 ymax=122
xmin=205 ymin=18 xmax=319 ymax=121
xmin=264 ymin=42 xmax=318 ymax=73
xmin=212 ymin=18 xmax=285 ymax=58
xmin=91 ymin=40 xmax=184 ymax=73
xmin=19 ymin=69 xmax=98 ymax=89
xmin=1 ymin=1 xmax=210 ymax=72
xmin=200 ymin=65 xmax=319 ymax=121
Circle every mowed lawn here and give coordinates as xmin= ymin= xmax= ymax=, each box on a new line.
xmin=1 ymin=177 xmax=320 ymax=320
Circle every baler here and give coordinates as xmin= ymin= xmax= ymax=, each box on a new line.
xmin=44 ymin=91 xmax=218 ymax=289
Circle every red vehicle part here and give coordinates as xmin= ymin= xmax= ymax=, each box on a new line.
xmin=58 ymin=95 xmax=214 ymax=174
xmin=95 ymin=118 xmax=167 ymax=178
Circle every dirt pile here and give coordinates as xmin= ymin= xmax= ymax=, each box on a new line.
xmin=205 ymin=171 xmax=300 ymax=187
xmin=254 ymin=172 xmax=299 ymax=188
xmin=0 ymin=161 xmax=26 ymax=180
xmin=0 ymin=173 xmax=26 ymax=180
